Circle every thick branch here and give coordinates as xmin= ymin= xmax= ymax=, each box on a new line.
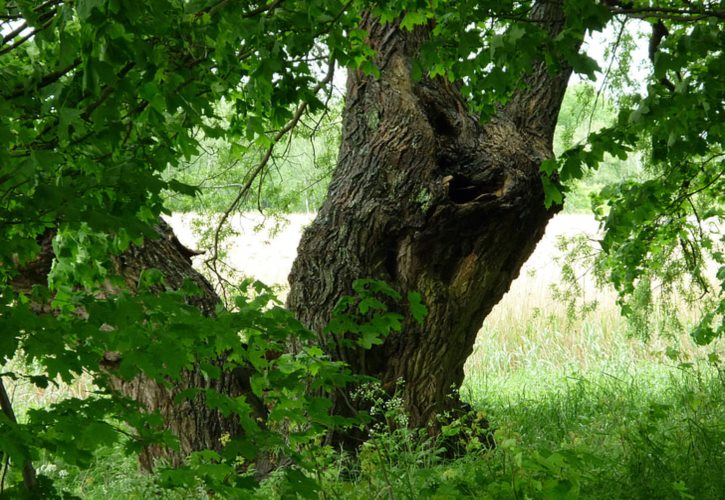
xmin=503 ymin=0 xmax=579 ymax=145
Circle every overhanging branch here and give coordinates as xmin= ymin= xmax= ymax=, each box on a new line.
xmin=603 ymin=1 xmax=725 ymax=22
xmin=612 ymin=8 xmax=725 ymax=22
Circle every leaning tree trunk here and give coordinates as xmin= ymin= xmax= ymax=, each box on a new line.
xmin=288 ymin=2 xmax=575 ymax=435
xmin=106 ymin=220 xmax=266 ymax=469
xmin=12 ymin=221 xmax=263 ymax=470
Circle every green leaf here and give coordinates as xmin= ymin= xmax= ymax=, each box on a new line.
xmin=542 ymin=174 xmax=563 ymax=208
xmin=407 ymin=291 xmax=427 ymax=324
xmin=400 ymin=11 xmax=428 ymax=31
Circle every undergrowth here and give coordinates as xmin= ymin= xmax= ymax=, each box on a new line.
xmin=34 ymin=359 xmax=723 ymax=499
xmin=8 ymin=222 xmax=723 ymax=498
xmin=301 ymin=362 xmax=724 ymax=499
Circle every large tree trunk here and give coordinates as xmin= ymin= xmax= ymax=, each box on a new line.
xmin=11 ymin=0 xmax=577 ymax=467
xmin=12 ymin=221 xmax=263 ymax=470
xmin=288 ymin=2 xmax=575 ymax=435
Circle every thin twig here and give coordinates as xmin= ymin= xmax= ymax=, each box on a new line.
xmin=587 ymin=18 xmax=627 ymax=135
xmin=242 ymin=0 xmax=285 ymax=19
xmin=205 ymin=59 xmax=336 ymax=287
xmin=1 ymin=20 xmax=27 ymax=43
xmin=0 ymin=9 xmax=55 ymax=56
xmin=81 ymin=62 xmax=136 ymax=120
xmin=0 ymin=454 xmax=8 ymax=494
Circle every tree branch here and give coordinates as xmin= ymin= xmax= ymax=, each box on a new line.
xmin=503 ymin=0 xmax=580 ymax=144
xmin=610 ymin=6 xmax=725 ymax=21
xmin=81 ymin=62 xmax=136 ymax=120
xmin=1 ymin=21 xmax=27 ymax=43
xmin=5 ymin=58 xmax=81 ymax=99
xmin=0 ymin=9 xmax=55 ymax=56
xmin=0 ymin=376 xmax=37 ymax=494
xmin=205 ymin=60 xmax=336 ymax=293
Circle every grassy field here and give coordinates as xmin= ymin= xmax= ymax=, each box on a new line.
xmin=6 ymin=213 xmax=724 ymax=498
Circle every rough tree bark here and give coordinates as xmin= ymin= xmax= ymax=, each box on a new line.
xmin=12 ymin=221 xmax=264 ymax=470
xmin=106 ymin=221 xmax=268 ymax=469
xmin=287 ymin=1 xmax=576 ymax=437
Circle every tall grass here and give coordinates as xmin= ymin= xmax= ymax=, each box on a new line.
xmin=4 ymin=215 xmax=723 ymax=498
xmin=321 ymin=233 xmax=725 ymax=499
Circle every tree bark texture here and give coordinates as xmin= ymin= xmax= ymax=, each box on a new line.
xmin=107 ymin=220 xmax=264 ymax=470
xmin=288 ymin=1 xmax=575 ymax=436
xmin=12 ymin=221 xmax=263 ymax=470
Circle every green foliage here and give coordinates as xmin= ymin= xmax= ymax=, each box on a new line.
xmin=37 ymin=444 xmax=211 ymax=499
xmin=163 ymin=103 xmax=342 ymax=215
xmin=542 ymin=18 xmax=725 ymax=345
xmin=258 ymin=363 xmax=724 ymax=499
xmin=1 ymin=276 xmax=425 ymax=495
xmin=2 ymin=0 xmax=724 ymax=496
xmin=354 ymin=381 xmax=445 ymax=498
xmin=325 ymin=279 xmax=427 ymax=350
xmin=552 ymin=83 xmax=644 ymax=213
xmin=0 ymin=0 xmax=405 ymax=494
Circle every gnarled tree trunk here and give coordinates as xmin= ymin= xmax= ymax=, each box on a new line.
xmin=288 ymin=2 xmax=575 ymax=436
xmin=11 ymin=0 xmax=578 ymax=466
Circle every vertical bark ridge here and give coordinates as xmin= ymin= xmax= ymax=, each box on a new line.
xmin=505 ymin=0 xmax=580 ymax=144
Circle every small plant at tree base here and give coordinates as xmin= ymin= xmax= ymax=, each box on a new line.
xmin=351 ymin=379 xmax=445 ymax=498
xmin=439 ymin=405 xmax=495 ymax=457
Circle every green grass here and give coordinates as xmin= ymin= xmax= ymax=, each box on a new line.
xmin=6 ymin=253 xmax=723 ymax=499
xmin=34 ymin=359 xmax=724 ymax=499
xmin=312 ymin=281 xmax=725 ymax=499
xmin=469 ymin=364 xmax=723 ymax=499
xmin=310 ymin=362 xmax=724 ymax=499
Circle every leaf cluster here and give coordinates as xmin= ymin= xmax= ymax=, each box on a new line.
xmin=541 ymin=7 xmax=724 ymax=344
